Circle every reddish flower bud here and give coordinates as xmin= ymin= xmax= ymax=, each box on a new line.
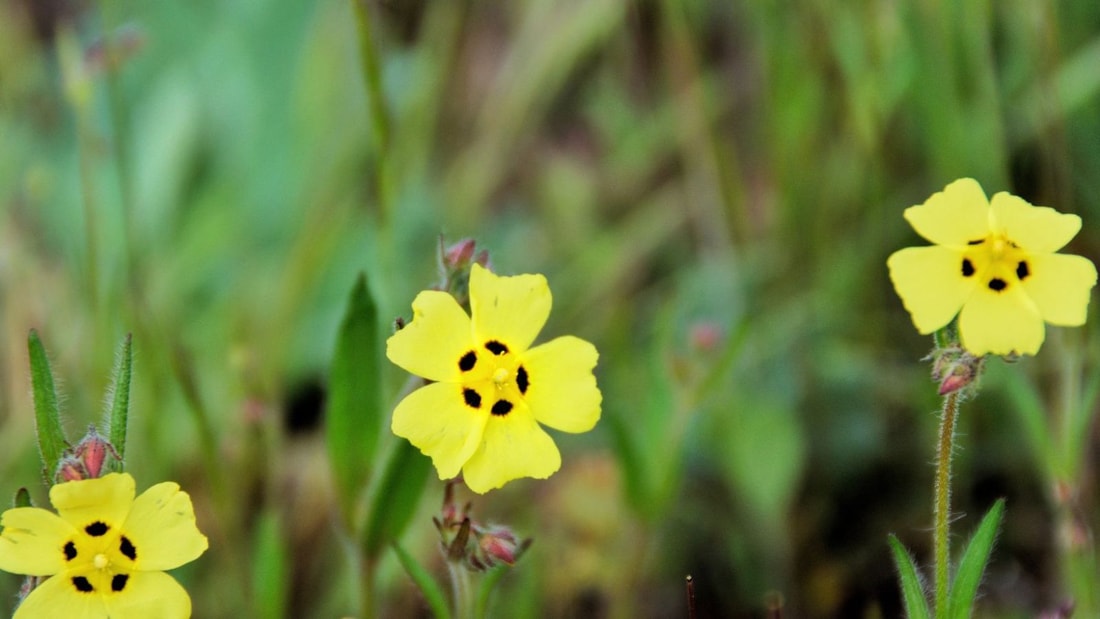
xmin=478 ymin=526 xmax=521 ymax=565
xmin=443 ymin=239 xmax=477 ymax=269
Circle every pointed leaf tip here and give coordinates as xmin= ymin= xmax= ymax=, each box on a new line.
xmin=889 ymin=535 xmax=931 ymax=619
xmin=106 ymin=334 xmax=134 ymax=463
xmin=948 ymin=499 xmax=1006 ymax=619
xmin=28 ymin=330 xmax=67 ymax=481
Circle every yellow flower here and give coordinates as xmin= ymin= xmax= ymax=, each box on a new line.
xmin=387 ymin=263 xmax=602 ymax=493
xmin=0 ymin=473 xmax=208 ymax=619
xmin=888 ymin=178 xmax=1097 ymax=355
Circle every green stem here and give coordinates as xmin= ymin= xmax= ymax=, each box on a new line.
xmin=448 ymin=560 xmax=473 ymax=619
xmin=350 ymin=0 xmax=394 ymax=220
xmin=359 ymin=554 xmax=376 ymax=619
xmin=934 ymin=391 xmax=960 ymax=617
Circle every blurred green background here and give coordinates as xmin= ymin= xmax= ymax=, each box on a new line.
xmin=2 ymin=0 xmax=1099 ymax=617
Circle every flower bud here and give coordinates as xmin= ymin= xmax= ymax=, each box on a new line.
xmin=442 ymin=238 xmax=477 ymax=270
xmin=477 ymin=526 xmax=522 ymax=566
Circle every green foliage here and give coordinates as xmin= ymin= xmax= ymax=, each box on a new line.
xmin=948 ymin=499 xmax=1005 ymax=619
xmin=888 ymin=535 xmax=930 ymax=619
xmin=27 ymin=330 xmax=66 ymax=482
xmin=3 ymin=0 xmax=1100 ymax=615
xmin=326 ymin=274 xmax=383 ymax=523
xmin=12 ymin=488 xmax=31 ymax=509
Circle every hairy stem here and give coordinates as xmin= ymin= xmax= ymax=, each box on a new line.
xmin=934 ymin=391 xmax=960 ymax=617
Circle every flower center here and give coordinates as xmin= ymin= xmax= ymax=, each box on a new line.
xmin=455 ymin=341 xmax=531 ymax=417
xmin=961 ymin=234 xmax=1031 ymax=294
xmin=94 ymin=553 xmax=109 ymax=570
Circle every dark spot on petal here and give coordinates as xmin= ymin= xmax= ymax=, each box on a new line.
xmin=491 ymin=400 xmax=513 ymax=416
xmin=485 ymin=340 xmax=509 ymax=355
xmin=463 ymin=389 xmax=482 ymax=409
xmin=85 ymin=522 xmax=109 ymax=537
xmin=120 ymin=536 xmax=137 ymax=561
xmin=962 ymin=259 xmax=975 ymax=277
xmin=72 ymin=576 xmax=94 ymax=593
xmin=988 ymin=278 xmax=1007 ymax=292
xmin=111 ymin=574 xmax=129 ymax=592
xmin=458 ymin=351 xmax=477 ymax=372
xmin=968 ymin=239 xmax=984 ymax=245
xmin=1016 ymin=260 xmax=1030 ymax=280
xmin=516 ymin=366 xmax=529 ymax=395
xmin=63 ymin=541 xmax=77 ymax=561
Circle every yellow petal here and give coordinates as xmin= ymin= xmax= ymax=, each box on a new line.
xmin=51 ymin=473 xmax=135 ymax=533
xmin=0 ymin=507 xmax=74 ymax=575
xmin=902 ymin=178 xmax=991 ymax=247
xmin=387 ymin=290 xmax=475 ymax=382
xmin=887 ymin=246 xmax=975 ymax=333
xmin=14 ymin=571 xmax=107 ymax=619
xmin=123 ymin=483 xmax=208 ymax=572
xmin=1021 ymin=253 xmax=1098 ymax=326
xmin=469 ymin=263 xmax=551 ymax=354
xmin=103 ymin=571 xmax=193 ymax=619
xmin=990 ymin=192 xmax=1082 ymax=253
xmin=461 ymin=407 xmax=561 ymax=493
xmin=392 ymin=382 xmax=487 ymax=480
xmin=521 ymin=336 xmax=601 ymax=433
xmin=958 ymin=284 xmax=1044 ymax=355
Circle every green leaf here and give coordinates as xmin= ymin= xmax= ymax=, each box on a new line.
xmin=889 ymin=535 xmax=931 ymax=619
xmin=361 ymin=438 xmax=432 ymax=559
xmin=105 ymin=334 xmax=133 ymax=462
xmin=948 ymin=499 xmax=1005 ymax=619
xmin=13 ymin=488 xmax=31 ymax=508
xmin=28 ymin=330 xmax=67 ymax=481
xmin=326 ymin=274 xmax=383 ymax=522
xmin=392 ymin=543 xmax=451 ymax=619
xmin=252 ymin=510 xmax=289 ymax=619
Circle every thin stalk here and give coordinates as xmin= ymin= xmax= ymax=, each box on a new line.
xmin=447 ymin=560 xmax=473 ymax=619
xmin=350 ymin=0 xmax=393 ymax=220
xmin=359 ymin=553 xmax=376 ymax=619
xmin=934 ymin=391 xmax=960 ymax=617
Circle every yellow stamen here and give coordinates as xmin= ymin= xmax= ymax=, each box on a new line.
xmin=94 ymin=553 xmax=109 ymax=569
xmin=492 ymin=368 xmax=509 ymax=385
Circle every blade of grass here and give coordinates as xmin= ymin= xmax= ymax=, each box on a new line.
xmin=28 ymin=330 xmax=67 ymax=481
xmin=252 ymin=510 xmax=289 ymax=619
xmin=888 ymin=535 xmax=931 ymax=619
xmin=948 ymin=499 xmax=1005 ymax=619
xmin=392 ymin=543 xmax=451 ymax=619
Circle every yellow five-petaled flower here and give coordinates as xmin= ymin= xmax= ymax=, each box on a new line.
xmin=888 ymin=178 xmax=1097 ymax=356
xmin=387 ymin=263 xmax=602 ymax=493
xmin=0 ymin=473 xmax=208 ymax=619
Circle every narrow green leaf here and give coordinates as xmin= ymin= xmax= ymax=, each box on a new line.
xmin=105 ymin=334 xmax=133 ymax=461
xmin=28 ymin=330 xmax=67 ymax=480
xmin=252 ymin=510 xmax=289 ymax=619
xmin=326 ymin=274 xmax=382 ymax=522
xmin=948 ymin=499 xmax=1005 ymax=619
xmin=361 ymin=439 xmax=432 ymax=559
xmin=392 ymin=543 xmax=451 ymax=619
xmin=888 ymin=535 xmax=931 ymax=619
xmin=13 ymin=488 xmax=31 ymax=508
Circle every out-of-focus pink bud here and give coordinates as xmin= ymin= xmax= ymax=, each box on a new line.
xmin=478 ymin=526 xmax=520 ymax=565
xmin=443 ymin=239 xmax=477 ymax=270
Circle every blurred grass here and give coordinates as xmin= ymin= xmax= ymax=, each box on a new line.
xmin=2 ymin=0 xmax=1100 ymax=617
